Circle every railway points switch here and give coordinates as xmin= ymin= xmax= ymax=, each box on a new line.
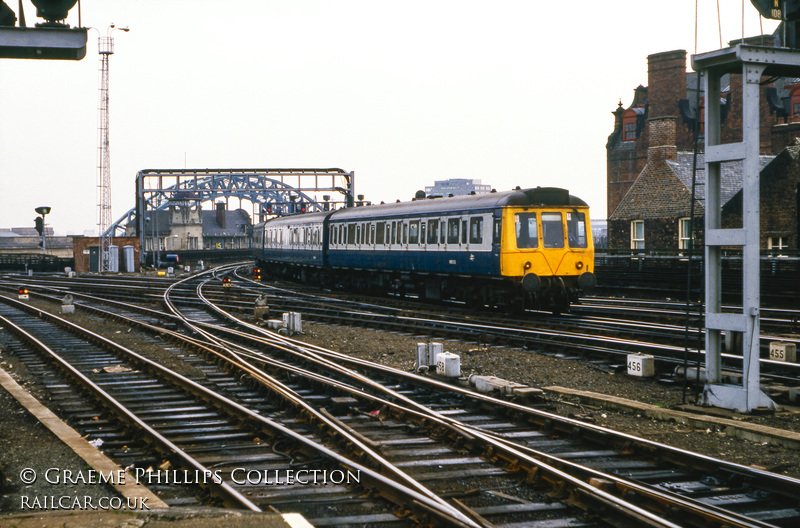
xmin=415 ymin=343 xmax=430 ymax=372
xmin=469 ymin=375 xmax=526 ymax=394
xmin=414 ymin=342 xmax=445 ymax=372
xmin=627 ymin=353 xmax=655 ymax=378
xmin=282 ymin=312 xmax=303 ymax=334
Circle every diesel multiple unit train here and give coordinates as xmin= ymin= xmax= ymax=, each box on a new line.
xmin=253 ymin=187 xmax=595 ymax=312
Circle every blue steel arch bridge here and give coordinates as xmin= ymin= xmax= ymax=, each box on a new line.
xmin=106 ymin=168 xmax=356 ymax=261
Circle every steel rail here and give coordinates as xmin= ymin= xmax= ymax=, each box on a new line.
xmin=0 ymin=297 xmax=260 ymax=512
xmin=204 ymin=274 xmax=800 ymax=501
xmin=0 ymin=293 xmax=482 ymax=528
xmin=18 ymin=270 xmax=800 ymax=503
xmin=180 ymin=272 xmax=690 ymax=527
xmin=194 ymin=287 xmax=792 ymax=527
xmin=6 ymin=274 xmax=800 ymax=522
xmin=162 ymin=269 xmax=486 ymax=528
xmin=176 ymin=269 xmax=786 ymax=527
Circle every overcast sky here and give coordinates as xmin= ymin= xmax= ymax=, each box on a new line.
xmin=0 ymin=1 xmax=780 ymax=235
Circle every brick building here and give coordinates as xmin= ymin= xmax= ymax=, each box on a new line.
xmin=607 ymin=36 xmax=800 ymax=252
xmin=722 ymin=138 xmax=800 ymax=253
xmin=125 ymin=202 xmax=252 ymax=252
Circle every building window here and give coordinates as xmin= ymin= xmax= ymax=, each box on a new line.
xmin=622 ymin=108 xmax=638 ymax=141
xmin=631 ymin=220 xmax=644 ymax=250
xmin=768 ymin=236 xmax=787 ymax=256
xmin=678 ymin=217 xmax=692 ymax=250
xmin=188 ymin=236 xmax=198 ymax=250
xmin=790 ymin=85 xmax=800 ymax=118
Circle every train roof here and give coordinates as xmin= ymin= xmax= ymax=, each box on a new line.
xmin=254 ymin=210 xmax=332 ymax=228
xmin=330 ymin=187 xmax=588 ymax=221
xmin=254 ymin=187 xmax=588 ymax=227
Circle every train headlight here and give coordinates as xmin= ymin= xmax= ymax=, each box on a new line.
xmin=575 ymin=261 xmax=584 ymax=270
xmin=523 ymin=261 xmax=532 ymax=271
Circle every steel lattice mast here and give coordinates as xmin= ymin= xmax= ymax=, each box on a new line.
xmin=96 ymin=24 xmax=128 ymax=272
xmin=97 ymin=33 xmax=113 ymax=272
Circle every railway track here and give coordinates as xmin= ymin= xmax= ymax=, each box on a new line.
xmin=1 ymin=266 xmax=800 ymax=526
xmin=3 ymin=269 xmax=800 ymax=400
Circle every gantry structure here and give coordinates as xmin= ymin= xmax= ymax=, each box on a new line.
xmin=692 ymin=43 xmax=800 ymax=412
xmin=105 ymin=168 xmax=356 ymax=264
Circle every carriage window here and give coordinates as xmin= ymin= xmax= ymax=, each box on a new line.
xmin=427 ymin=219 xmax=439 ymax=244
xmin=566 ymin=212 xmax=587 ymax=248
xmin=461 ymin=220 xmax=468 ymax=244
xmin=493 ymin=218 xmax=501 ymax=244
xmin=469 ymin=217 xmax=483 ymax=244
xmin=447 ymin=218 xmax=459 ymax=244
xmin=370 ymin=224 xmax=375 ymax=245
xmin=402 ymin=222 xmax=408 ymax=244
xmin=409 ymin=220 xmax=419 ymax=244
xmin=391 ymin=222 xmax=397 ymax=245
xmin=347 ymin=223 xmax=356 ymax=245
xmin=542 ymin=212 xmax=564 ymax=248
xmin=420 ymin=222 xmax=426 ymax=245
xmin=376 ymin=222 xmax=385 ymax=245
xmin=515 ymin=213 xmax=538 ymax=249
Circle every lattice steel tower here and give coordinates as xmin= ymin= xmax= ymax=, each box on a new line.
xmin=96 ymin=24 xmax=128 ymax=272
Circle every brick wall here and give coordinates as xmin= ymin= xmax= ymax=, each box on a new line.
xmin=608 ymin=218 xmax=705 ymax=252
xmin=722 ymin=144 xmax=800 ymax=248
xmin=607 ymin=85 xmax=649 ymax=216
xmin=72 ymin=237 xmax=140 ymax=274
xmin=647 ymin=50 xmax=692 ymax=150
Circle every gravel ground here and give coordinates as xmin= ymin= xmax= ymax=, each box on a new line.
xmin=297 ymin=322 xmax=800 ymax=478
xmin=1 ymin=300 xmax=799 ymax=524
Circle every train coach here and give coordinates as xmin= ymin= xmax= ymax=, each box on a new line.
xmin=253 ymin=187 xmax=595 ymax=313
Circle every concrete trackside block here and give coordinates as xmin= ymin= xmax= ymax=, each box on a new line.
xmin=627 ymin=353 xmax=655 ymax=377
xmin=769 ymin=342 xmax=797 ymax=363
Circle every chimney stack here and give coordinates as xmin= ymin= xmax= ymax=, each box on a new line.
xmin=215 ymin=202 xmax=226 ymax=229
xmin=647 ymin=117 xmax=678 ymax=164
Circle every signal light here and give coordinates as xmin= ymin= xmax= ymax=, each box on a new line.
xmin=18 ymin=287 xmax=29 ymax=299
xmin=31 ymin=0 xmax=78 ymax=25
xmin=222 ymin=277 xmax=231 ymax=288
xmin=253 ymin=268 xmax=262 ymax=280
xmin=34 ymin=216 xmax=44 ymax=235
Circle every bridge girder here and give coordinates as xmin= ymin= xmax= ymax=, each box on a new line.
xmin=105 ymin=169 xmax=356 ymax=263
